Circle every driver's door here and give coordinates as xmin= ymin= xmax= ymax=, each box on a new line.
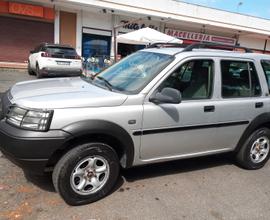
xmin=140 ymin=58 xmax=225 ymax=160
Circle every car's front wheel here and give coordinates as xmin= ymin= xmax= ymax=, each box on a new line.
xmin=236 ymin=127 xmax=270 ymax=169
xmin=52 ymin=142 xmax=119 ymax=206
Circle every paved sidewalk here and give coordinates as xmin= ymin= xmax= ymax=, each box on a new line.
xmin=0 ymin=69 xmax=35 ymax=93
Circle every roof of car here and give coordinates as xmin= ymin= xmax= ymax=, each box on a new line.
xmin=142 ymin=47 xmax=270 ymax=60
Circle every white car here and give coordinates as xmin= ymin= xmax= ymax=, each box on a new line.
xmin=28 ymin=43 xmax=82 ymax=78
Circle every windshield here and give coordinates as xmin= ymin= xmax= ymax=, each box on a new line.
xmin=91 ymin=51 xmax=174 ymax=94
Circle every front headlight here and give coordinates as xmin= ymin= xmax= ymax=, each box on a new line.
xmin=6 ymin=105 xmax=53 ymax=131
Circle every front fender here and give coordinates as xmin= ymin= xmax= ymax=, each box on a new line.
xmin=62 ymin=120 xmax=134 ymax=168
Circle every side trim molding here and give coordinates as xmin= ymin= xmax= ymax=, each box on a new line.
xmin=133 ymin=120 xmax=249 ymax=136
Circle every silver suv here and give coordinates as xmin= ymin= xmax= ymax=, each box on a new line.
xmin=1 ymin=43 xmax=270 ymax=205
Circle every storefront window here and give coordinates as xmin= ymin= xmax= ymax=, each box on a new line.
xmin=82 ymin=33 xmax=111 ymax=74
xmin=118 ymin=43 xmax=145 ymax=58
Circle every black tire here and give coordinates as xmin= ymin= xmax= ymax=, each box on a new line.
xmin=236 ymin=127 xmax=270 ymax=170
xmin=52 ymin=142 xmax=119 ymax=206
xmin=36 ymin=63 xmax=42 ymax=79
xmin=27 ymin=62 xmax=35 ymax=75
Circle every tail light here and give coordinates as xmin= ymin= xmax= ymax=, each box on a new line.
xmin=41 ymin=52 xmax=51 ymax=57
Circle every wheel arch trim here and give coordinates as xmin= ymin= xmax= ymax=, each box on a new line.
xmin=236 ymin=113 xmax=270 ymax=152
xmin=61 ymin=120 xmax=134 ymax=168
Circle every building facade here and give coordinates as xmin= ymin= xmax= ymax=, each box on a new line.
xmin=1 ymin=0 xmax=270 ymax=67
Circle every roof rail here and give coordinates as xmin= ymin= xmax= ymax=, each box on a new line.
xmin=182 ymin=42 xmax=253 ymax=53
xmin=147 ymin=42 xmax=184 ymax=48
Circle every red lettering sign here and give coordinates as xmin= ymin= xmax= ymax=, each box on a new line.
xmin=165 ymin=29 xmax=236 ymax=46
xmin=9 ymin=2 xmax=43 ymax=18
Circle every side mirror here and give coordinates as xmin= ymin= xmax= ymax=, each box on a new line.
xmin=150 ymin=87 xmax=181 ymax=104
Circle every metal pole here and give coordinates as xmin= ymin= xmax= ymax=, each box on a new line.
xmin=113 ymin=27 xmax=117 ymax=62
xmin=113 ymin=17 xmax=145 ymax=62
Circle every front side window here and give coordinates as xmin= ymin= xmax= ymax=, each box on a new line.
xmin=159 ymin=59 xmax=214 ymax=100
xmin=90 ymin=51 xmax=174 ymax=94
xmin=221 ymin=60 xmax=261 ymax=98
xmin=261 ymin=60 xmax=270 ymax=91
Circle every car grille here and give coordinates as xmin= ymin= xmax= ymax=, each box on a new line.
xmin=0 ymin=90 xmax=12 ymax=120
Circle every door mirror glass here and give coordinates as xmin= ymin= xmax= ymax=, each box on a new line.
xmin=150 ymin=87 xmax=181 ymax=104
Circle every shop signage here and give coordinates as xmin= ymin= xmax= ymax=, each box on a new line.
xmin=165 ymin=29 xmax=236 ymax=46
xmin=120 ymin=20 xmax=159 ymax=31
xmin=9 ymin=2 xmax=44 ymax=18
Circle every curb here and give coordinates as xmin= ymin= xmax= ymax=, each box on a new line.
xmin=0 ymin=68 xmax=26 ymax=72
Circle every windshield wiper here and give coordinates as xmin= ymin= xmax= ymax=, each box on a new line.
xmin=96 ymin=76 xmax=113 ymax=91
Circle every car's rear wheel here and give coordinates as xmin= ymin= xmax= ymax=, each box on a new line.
xmin=236 ymin=127 xmax=270 ymax=169
xmin=36 ymin=63 xmax=42 ymax=79
xmin=27 ymin=61 xmax=35 ymax=75
xmin=52 ymin=142 xmax=119 ymax=206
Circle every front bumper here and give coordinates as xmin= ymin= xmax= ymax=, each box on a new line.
xmin=40 ymin=67 xmax=82 ymax=77
xmin=0 ymin=120 xmax=71 ymax=173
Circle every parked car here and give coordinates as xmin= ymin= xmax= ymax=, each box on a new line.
xmin=2 ymin=43 xmax=270 ymax=205
xmin=28 ymin=43 xmax=82 ymax=78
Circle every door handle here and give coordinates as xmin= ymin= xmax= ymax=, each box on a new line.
xmin=255 ymin=102 xmax=263 ymax=108
xmin=204 ymin=105 xmax=215 ymax=112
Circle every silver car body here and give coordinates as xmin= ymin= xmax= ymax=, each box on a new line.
xmin=7 ymin=48 xmax=270 ymax=167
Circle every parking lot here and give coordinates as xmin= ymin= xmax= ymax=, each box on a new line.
xmin=1 ymin=69 xmax=270 ymax=220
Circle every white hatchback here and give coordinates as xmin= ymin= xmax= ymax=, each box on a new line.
xmin=28 ymin=43 xmax=82 ymax=78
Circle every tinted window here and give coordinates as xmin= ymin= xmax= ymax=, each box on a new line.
xmin=160 ymin=60 xmax=213 ymax=100
xmin=261 ymin=60 xmax=270 ymax=91
xmin=46 ymin=47 xmax=77 ymax=56
xmin=221 ymin=60 xmax=261 ymax=98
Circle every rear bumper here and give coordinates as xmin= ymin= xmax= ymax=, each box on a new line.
xmin=0 ymin=120 xmax=71 ymax=174
xmin=41 ymin=67 xmax=82 ymax=76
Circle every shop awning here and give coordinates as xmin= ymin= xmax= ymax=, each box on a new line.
xmin=116 ymin=27 xmax=183 ymax=45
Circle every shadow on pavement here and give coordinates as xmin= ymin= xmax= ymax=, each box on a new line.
xmin=23 ymin=153 xmax=233 ymax=193
xmin=24 ymin=172 xmax=55 ymax=192
xmin=122 ymin=153 xmax=234 ymax=182
xmin=23 ymin=169 xmax=125 ymax=195
xmin=24 ymin=154 xmax=233 ymax=193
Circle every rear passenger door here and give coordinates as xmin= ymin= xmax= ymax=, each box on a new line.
xmin=215 ymin=58 xmax=265 ymax=150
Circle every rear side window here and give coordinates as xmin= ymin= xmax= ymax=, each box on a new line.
xmin=221 ymin=60 xmax=261 ymax=98
xmin=261 ymin=60 xmax=270 ymax=91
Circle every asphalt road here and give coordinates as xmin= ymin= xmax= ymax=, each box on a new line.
xmin=0 ymin=69 xmax=35 ymax=93
xmin=1 ymin=70 xmax=270 ymax=220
